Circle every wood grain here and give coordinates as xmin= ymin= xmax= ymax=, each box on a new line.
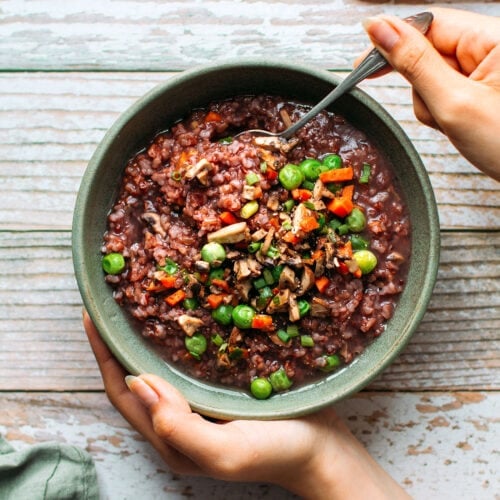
xmin=1 ymin=230 xmax=498 ymax=392
xmin=0 ymin=72 xmax=498 ymax=231
xmin=1 ymin=391 xmax=498 ymax=499
xmin=1 ymin=1 xmax=497 ymax=71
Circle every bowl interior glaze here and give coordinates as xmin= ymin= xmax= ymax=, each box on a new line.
xmin=73 ymin=60 xmax=440 ymax=420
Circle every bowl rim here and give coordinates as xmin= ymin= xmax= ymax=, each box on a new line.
xmin=73 ymin=58 xmax=440 ymax=420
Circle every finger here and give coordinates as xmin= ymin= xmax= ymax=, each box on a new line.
xmin=411 ymin=88 xmax=439 ymax=130
xmin=82 ymin=311 xmax=202 ymax=475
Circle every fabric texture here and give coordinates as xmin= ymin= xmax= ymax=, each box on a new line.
xmin=0 ymin=436 xmax=99 ymax=500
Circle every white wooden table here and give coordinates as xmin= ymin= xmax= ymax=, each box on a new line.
xmin=1 ymin=1 xmax=499 ymax=498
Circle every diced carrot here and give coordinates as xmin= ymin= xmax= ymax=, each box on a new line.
xmin=165 ymin=289 xmax=187 ymax=306
xmin=315 ymin=276 xmax=330 ymax=293
xmin=206 ymin=293 xmax=224 ymax=309
xmin=319 ymin=166 xmax=354 ymax=183
xmin=265 ymin=168 xmax=278 ymax=181
xmin=204 ymin=111 xmax=223 ymax=123
xmin=327 ymin=197 xmax=354 ymax=217
xmin=251 ymin=314 xmax=274 ymax=330
xmin=337 ymin=262 xmax=350 ymax=275
xmin=210 ymin=278 xmax=230 ymax=292
xmin=159 ymin=275 xmax=179 ymax=289
xmin=283 ymin=231 xmax=300 ymax=244
xmin=353 ymin=268 xmax=362 ymax=278
xmin=299 ymin=216 xmax=320 ymax=232
xmin=291 ymin=188 xmax=312 ymax=201
xmin=342 ymin=184 xmax=355 ymax=201
xmin=311 ymin=249 xmax=324 ymax=261
xmin=220 ymin=211 xmax=238 ymax=225
xmin=337 ymin=240 xmax=353 ymax=259
xmin=269 ymin=216 xmax=280 ymax=230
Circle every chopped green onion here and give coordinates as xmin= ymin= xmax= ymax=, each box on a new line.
xmin=182 ymin=298 xmax=199 ymax=310
xmin=259 ymin=286 xmax=273 ymax=299
xmin=263 ymin=268 xmax=275 ymax=285
xmin=271 ymin=265 xmax=284 ymax=281
xmin=286 ymin=324 xmax=300 ymax=337
xmin=248 ymin=241 xmax=262 ymax=253
xmin=300 ymin=335 xmax=314 ymax=347
xmin=229 ymin=347 xmax=244 ymax=360
xmin=253 ymin=277 xmax=268 ymax=290
xmin=277 ymin=329 xmax=291 ymax=343
xmin=269 ymin=367 xmax=293 ymax=391
xmin=218 ymin=136 xmax=233 ymax=144
xmin=265 ymin=245 xmax=280 ymax=259
xmin=211 ymin=333 xmax=224 ymax=346
xmin=245 ymin=172 xmax=260 ymax=185
xmin=171 ymin=170 xmax=182 ymax=181
xmin=260 ymin=161 xmax=268 ymax=173
xmin=298 ymin=300 xmax=311 ymax=317
xmin=350 ymin=234 xmax=369 ymax=251
xmin=160 ymin=258 xmax=179 ymax=275
xmin=241 ymin=200 xmax=259 ymax=219
xmin=303 ymin=201 xmax=316 ymax=210
xmin=338 ymin=224 xmax=350 ymax=236
xmin=282 ymin=220 xmax=292 ymax=231
xmin=359 ymin=163 xmax=371 ymax=184
xmin=283 ymin=199 xmax=295 ymax=213
xmin=320 ymin=354 xmax=342 ymax=372
xmin=302 ymin=180 xmax=315 ymax=191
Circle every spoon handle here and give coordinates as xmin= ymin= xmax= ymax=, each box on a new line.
xmin=282 ymin=12 xmax=434 ymax=139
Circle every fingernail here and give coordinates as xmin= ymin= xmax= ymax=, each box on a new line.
xmin=125 ymin=375 xmax=160 ymax=407
xmin=362 ymin=17 xmax=400 ymax=52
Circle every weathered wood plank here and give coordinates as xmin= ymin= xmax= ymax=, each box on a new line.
xmin=0 ymin=230 xmax=498 ymax=391
xmin=0 ymin=391 xmax=498 ymax=499
xmin=0 ymin=0 xmax=497 ymax=71
xmin=0 ymin=72 xmax=498 ymax=231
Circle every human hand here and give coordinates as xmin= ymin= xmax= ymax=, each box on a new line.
xmin=83 ymin=310 xmax=408 ymax=499
xmin=358 ymin=8 xmax=500 ymax=180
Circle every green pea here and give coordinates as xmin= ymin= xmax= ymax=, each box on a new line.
xmin=353 ymin=250 xmax=378 ymax=274
xmin=250 ymin=377 xmax=273 ymax=399
xmin=231 ymin=304 xmax=256 ymax=329
xmin=350 ymin=234 xmax=369 ymax=251
xmin=321 ymin=154 xmax=342 ymax=170
xmin=321 ymin=354 xmax=342 ymax=372
xmin=346 ymin=208 xmax=366 ymax=233
xmin=102 ymin=253 xmax=126 ymax=275
xmin=278 ymin=163 xmax=304 ymax=190
xmin=299 ymin=158 xmax=323 ymax=181
xmin=269 ymin=367 xmax=293 ymax=392
xmin=185 ymin=333 xmax=207 ymax=359
xmin=201 ymin=242 xmax=226 ymax=267
xmin=212 ymin=304 xmax=234 ymax=326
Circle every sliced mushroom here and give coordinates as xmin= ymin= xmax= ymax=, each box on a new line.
xmin=314 ymin=252 xmax=326 ymax=278
xmin=298 ymin=266 xmax=315 ymax=295
xmin=247 ymin=258 xmax=262 ymax=276
xmin=288 ymin=293 xmax=301 ymax=322
xmin=260 ymin=227 xmax=275 ymax=256
xmin=242 ymin=185 xmax=259 ymax=200
xmin=234 ymin=259 xmax=251 ymax=280
xmin=177 ymin=315 xmax=205 ymax=337
xmin=311 ymin=297 xmax=330 ymax=317
xmin=253 ymin=135 xmax=299 ymax=154
xmin=184 ymin=158 xmax=213 ymax=181
xmin=141 ymin=212 xmax=166 ymax=238
xmin=266 ymin=288 xmax=290 ymax=314
xmin=279 ymin=265 xmax=297 ymax=290
xmin=194 ymin=260 xmax=210 ymax=273
xmin=207 ymin=222 xmax=249 ymax=244
xmin=266 ymin=194 xmax=280 ymax=211
xmin=324 ymin=241 xmax=336 ymax=268
xmin=251 ymin=228 xmax=268 ymax=241
xmin=235 ymin=279 xmax=252 ymax=302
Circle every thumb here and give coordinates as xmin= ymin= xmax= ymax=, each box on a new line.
xmin=362 ymin=15 xmax=461 ymax=105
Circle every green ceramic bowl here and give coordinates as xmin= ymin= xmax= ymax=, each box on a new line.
xmin=73 ymin=60 xmax=440 ymax=420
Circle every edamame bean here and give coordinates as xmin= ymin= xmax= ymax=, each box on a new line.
xmin=353 ymin=250 xmax=378 ymax=274
xmin=279 ymin=163 xmax=304 ymax=190
xmin=346 ymin=208 xmax=366 ymax=233
xmin=201 ymin=242 xmax=226 ymax=267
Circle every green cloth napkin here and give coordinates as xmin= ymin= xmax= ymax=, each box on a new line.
xmin=0 ymin=436 xmax=99 ymax=500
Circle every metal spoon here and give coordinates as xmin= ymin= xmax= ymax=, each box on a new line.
xmin=240 ymin=12 xmax=433 ymax=141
